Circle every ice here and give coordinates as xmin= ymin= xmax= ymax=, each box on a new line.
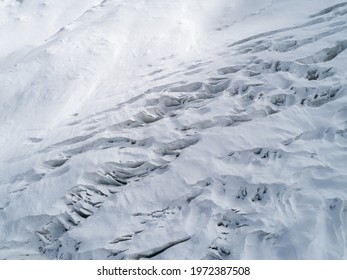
xmin=0 ymin=0 xmax=347 ymax=259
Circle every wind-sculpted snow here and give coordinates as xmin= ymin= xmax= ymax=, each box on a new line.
xmin=0 ymin=0 xmax=347 ymax=259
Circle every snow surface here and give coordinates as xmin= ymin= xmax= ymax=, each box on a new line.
xmin=0 ymin=0 xmax=347 ymax=259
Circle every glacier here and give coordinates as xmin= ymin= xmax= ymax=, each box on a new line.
xmin=0 ymin=0 xmax=347 ymax=259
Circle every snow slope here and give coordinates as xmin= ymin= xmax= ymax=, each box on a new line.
xmin=0 ymin=0 xmax=347 ymax=259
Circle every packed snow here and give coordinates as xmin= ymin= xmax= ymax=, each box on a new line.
xmin=0 ymin=0 xmax=347 ymax=259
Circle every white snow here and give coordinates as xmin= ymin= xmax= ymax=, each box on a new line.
xmin=0 ymin=0 xmax=347 ymax=259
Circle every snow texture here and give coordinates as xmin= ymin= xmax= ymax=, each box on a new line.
xmin=0 ymin=0 xmax=347 ymax=259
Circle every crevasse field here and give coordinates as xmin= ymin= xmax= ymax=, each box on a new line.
xmin=0 ymin=0 xmax=347 ymax=260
